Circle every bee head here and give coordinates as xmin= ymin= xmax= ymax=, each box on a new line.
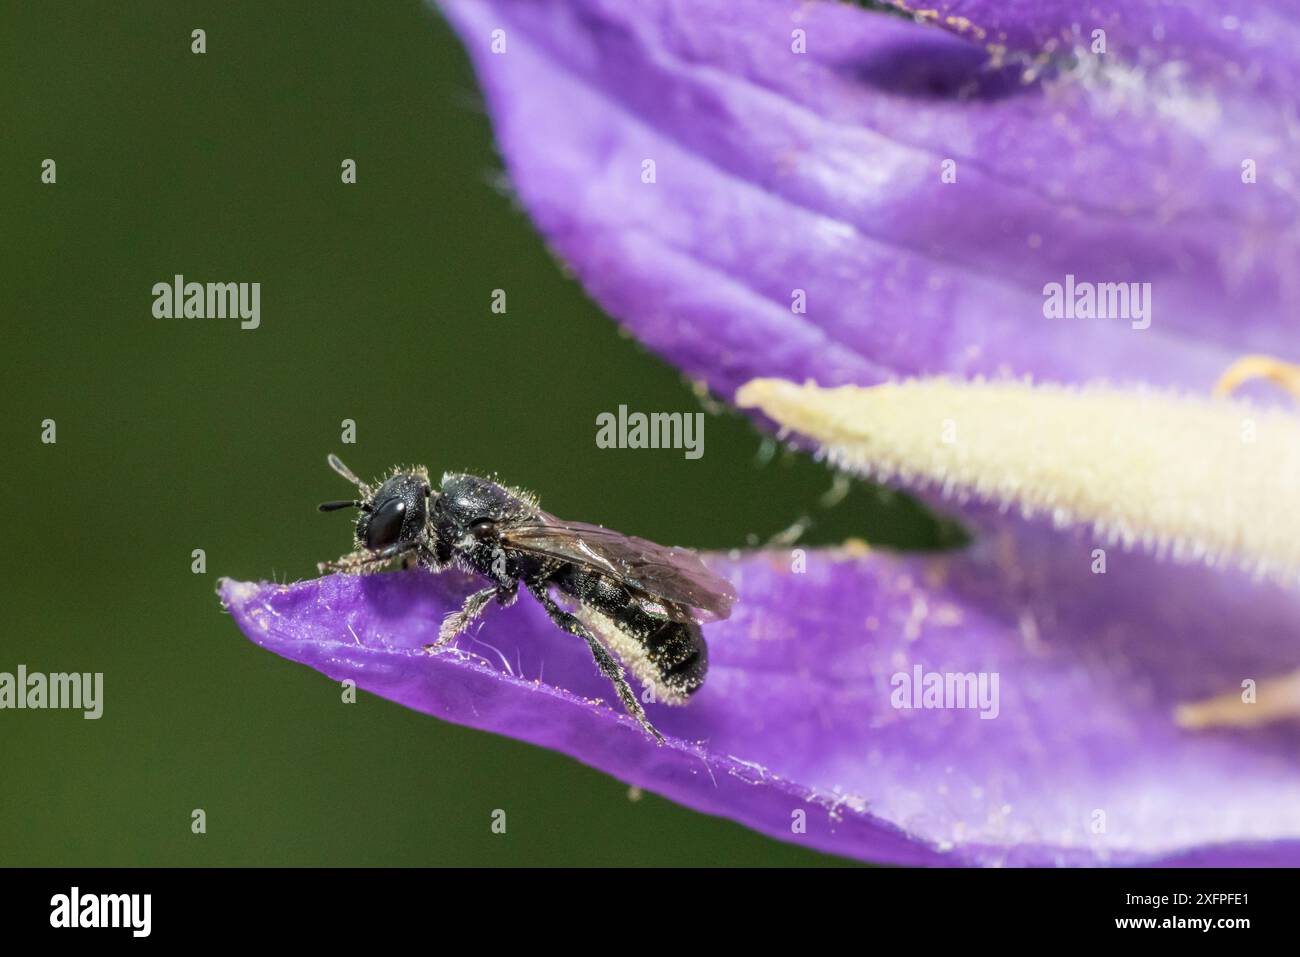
xmin=319 ymin=455 xmax=433 ymax=552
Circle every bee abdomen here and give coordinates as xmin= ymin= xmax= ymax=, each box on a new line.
xmin=556 ymin=569 xmax=709 ymax=703
xmin=641 ymin=618 xmax=708 ymax=699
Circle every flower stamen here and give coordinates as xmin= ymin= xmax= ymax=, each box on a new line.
xmin=1175 ymin=670 xmax=1300 ymax=729
xmin=736 ymin=376 xmax=1300 ymax=583
xmin=1213 ymin=355 xmax=1300 ymax=401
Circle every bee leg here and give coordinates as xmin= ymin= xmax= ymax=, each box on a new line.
xmin=493 ymin=579 xmax=519 ymax=606
xmin=429 ymin=586 xmax=499 ymax=649
xmin=318 ymin=550 xmax=384 ymax=575
xmin=320 ymin=541 xmax=423 ymax=576
xmin=527 ymin=582 xmax=664 ymax=744
xmin=401 ymin=542 xmax=439 ymax=570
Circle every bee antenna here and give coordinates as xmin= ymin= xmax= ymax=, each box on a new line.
xmin=318 ymin=500 xmax=366 ymax=513
xmin=327 ymin=453 xmax=372 ymax=496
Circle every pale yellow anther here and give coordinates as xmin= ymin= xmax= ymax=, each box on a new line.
xmin=1212 ymin=355 xmax=1300 ymax=401
xmin=736 ymin=375 xmax=1300 ymax=584
xmin=1175 ymin=670 xmax=1300 ymax=730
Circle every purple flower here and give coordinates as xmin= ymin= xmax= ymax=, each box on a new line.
xmin=223 ymin=0 xmax=1300 ymax=864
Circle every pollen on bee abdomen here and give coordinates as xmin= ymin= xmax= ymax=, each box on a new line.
xmin=737 ymin=376 xmax=1300 ymax=585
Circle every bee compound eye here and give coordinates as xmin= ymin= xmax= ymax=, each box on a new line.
xmin=365 ymin=498 xmax=407 ymax=550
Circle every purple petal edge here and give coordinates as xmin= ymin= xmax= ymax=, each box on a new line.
xmin=221 ymin=538 xmax=1300 ymax=867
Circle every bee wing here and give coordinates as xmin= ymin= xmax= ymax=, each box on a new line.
xmin=500 ymin=512 xmax=737 ymax=621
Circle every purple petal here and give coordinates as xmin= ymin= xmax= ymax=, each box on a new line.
xmin=220 ymin=543 xmax=1300 ymax=866
xmin=437 ymin=0 xmax=1299 ymax=399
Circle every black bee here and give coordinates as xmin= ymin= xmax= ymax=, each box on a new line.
xmin=318 ymin=455 xmax=736 ymax=741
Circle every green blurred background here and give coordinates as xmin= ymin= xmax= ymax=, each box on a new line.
xmin=0 ymin=0 xmax=954 ymax=866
